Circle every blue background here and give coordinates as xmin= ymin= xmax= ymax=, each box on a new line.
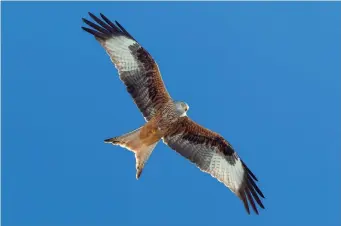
xmin=2 ymin=2 xmax=340 ymax=226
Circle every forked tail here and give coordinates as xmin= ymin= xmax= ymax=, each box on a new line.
xmin=104 ymin=126 xmax=160 ymax=179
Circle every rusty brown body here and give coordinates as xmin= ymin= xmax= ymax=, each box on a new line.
xmin=139 ymin=102 xmax=180 ymax=146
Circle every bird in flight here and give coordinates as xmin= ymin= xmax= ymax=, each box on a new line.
xmin=82 ymin=12 xmax=265 ymax=214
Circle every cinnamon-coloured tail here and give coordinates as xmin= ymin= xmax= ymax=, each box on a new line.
xmin=104 ymin=126 xmax=160 ymax=179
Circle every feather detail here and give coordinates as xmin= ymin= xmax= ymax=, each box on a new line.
xmin=163 ymin=117 xmax=265 ymax=214
xmin=82 ymin=12 xmax=172 ymax=121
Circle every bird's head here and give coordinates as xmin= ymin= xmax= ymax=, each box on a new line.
xmin=174 ymin=101 xmax=189 ymax=117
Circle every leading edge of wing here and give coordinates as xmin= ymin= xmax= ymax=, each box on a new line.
xmin=81 ymin=12 xmax=135 ymax=41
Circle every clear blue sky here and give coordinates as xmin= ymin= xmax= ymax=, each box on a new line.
xmin=2 ymin=2 xmax=340 ymax=226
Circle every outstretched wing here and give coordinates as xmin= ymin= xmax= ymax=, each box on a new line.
xmin=163 ymin=117 xmax=265 ymax=214
xmin=82 ymin=13 xmax=171 ymax=121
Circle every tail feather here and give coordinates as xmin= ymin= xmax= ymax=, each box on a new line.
xmin=104 ymin=137 xmax=119 ymax=143
xmin=104 ymin=127 xmax=160 ymax=179
xmin=135 ymin=142 xmax=158 ymax=179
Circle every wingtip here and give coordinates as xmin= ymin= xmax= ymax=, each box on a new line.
xmin=88 ymin=12 xmax=97 ymax=20
xmin=100 ymin=13 xmax=112 ymax=24
xmin=99 ymin=13 xmax=107 ymax=20
xmin=115 ymin=20 xmax=122 ymax=28
xmin=258 ymin=190 xmax=265 ymax=199
xmin=82 ymin=18 xmax=92 ymax=26
xmin=239 ymin=191 xmax=250 ymax=215
xmin=246 ymin=208 xmax=251 ymax=215
xmin=242 ymin=160 xmax=259 ymax=181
